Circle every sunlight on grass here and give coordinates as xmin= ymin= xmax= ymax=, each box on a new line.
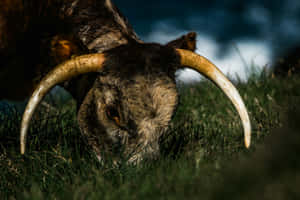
xmin=1 ymin=72 xmax=300 ymax=199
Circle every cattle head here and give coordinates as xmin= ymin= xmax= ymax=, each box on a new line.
xmin=20 ymin=42 xmax=251 ymax=164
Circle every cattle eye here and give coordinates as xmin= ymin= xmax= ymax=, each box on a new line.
xmin=106 ymin=106 xmax=121 ymax=126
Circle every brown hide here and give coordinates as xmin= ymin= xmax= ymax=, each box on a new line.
xmin=0 ymin=0 xmax=197 ymax=100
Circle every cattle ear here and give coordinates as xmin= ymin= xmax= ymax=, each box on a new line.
xmin=50 ymin=35 xmax=87 ymax=64
xmin=166 ymin=32 xmax=197 ymax=52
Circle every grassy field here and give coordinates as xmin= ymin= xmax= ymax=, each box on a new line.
xmin=1 ymin=71 xmax=300 ymax=199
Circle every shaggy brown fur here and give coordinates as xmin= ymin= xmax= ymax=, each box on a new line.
xmin=0 ymin=0 xmax=137 ymax=100
xmin=77 ymin=43 xmax=180 ymax=163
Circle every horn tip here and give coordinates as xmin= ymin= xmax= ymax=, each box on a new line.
xmin=245 ymin=133 xmax=251 ymax=149
xmin=245 ymin=141 xmax=251 ymax=149
xmin=20 ymin=132 xmax=24 ymax=154
xmin=20 ymin=145 xmax=25 ymax=155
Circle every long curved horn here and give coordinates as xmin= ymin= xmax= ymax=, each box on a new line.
xmin=176 ymin=49 xmax=251 ymax=148
xmin=20 ymin=53 xmax=106 ymax=154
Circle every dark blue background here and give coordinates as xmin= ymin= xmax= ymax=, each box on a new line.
xmin=114 ymin=0 xmax=300 ymax=57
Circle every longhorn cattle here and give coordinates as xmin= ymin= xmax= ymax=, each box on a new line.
xmin=0 ymin=0 xmax=251 ymax=163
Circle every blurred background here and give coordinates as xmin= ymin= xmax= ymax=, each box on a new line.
xmin=114 ymin=0 xmax=300 ymax=81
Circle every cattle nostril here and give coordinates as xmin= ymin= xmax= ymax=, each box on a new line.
xmin=128 ymin=131 xmax=137 ymax=139
xmin=112 ymin=142 xmax=122 ymax=154
xmin=150 ymin=111 xmax=156 ymax=119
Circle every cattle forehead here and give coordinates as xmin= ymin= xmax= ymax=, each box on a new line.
xmin=96 ymin=74 xmax=178 ymax=124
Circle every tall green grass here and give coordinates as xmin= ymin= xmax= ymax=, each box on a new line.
xmin=0 ymin=72 xmax=299 ymax=199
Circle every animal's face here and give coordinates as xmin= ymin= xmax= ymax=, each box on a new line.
xmin=20 ymin=43 xmax=251 ymax=164
xmin=77 ymin=48 xmax=178 ymax=163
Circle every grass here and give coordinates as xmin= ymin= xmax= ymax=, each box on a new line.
xmin=1 ymin=71 xmax=300 ymax=199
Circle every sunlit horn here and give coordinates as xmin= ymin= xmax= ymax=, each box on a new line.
xmin=20 ymin=53 xmax=106 ymax=154
xmin=176 ymin=49 xmax=251 ymax=148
